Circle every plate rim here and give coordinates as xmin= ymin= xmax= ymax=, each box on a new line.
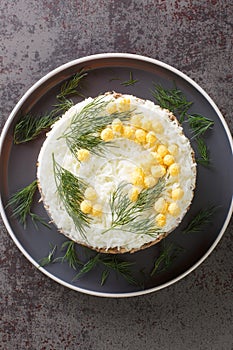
xmin=1 ymin=52 xmax=233 ymax=298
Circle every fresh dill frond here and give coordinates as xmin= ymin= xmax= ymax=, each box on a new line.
xmin=57 ymin=70 xmax=87 ymax=100
xmin=30 ymin=213 xmax=51 ymax=229
xmin=150 ymin=242 xmax=183 ymax=276
xmin=182 ymin=206 xmax=218 ymax=234
xmin=7 ymin=180 xmax=50 ymax=229
xmin=100 ymin=256 xmax=138 ymax=285
xmin=151 ymin=84 xmax=193 ymax=122
xmin=127 ymin=216 xmax=161 ymax=237
xmin=187 ymin=114 xmax=214 ymax=139
xmin=55 ymin=240 xmax=83 ymax=269
xmin=73 ymin=253 xmax=137 ymax=286
xmin=121 ymin=72 xmax=138 ymax=86
xmin=73 ymin=253 xmax=100 ymax=280
xmin=102 ymin=177 xmax=165 ymax=236
xmin=13 ymin=114 xmax=59 ymax=144
xmin=62 ymin=96 xmax=133 ymax=157
xmin=13 ymin=97 xmax=74 ymax=144
xmin=136 ymin=177 xmax=166 ymax=211
xmin=50 ymin=97 xmax=74 ymax=117
xmin=39 ymin=244 xmax=57 ymax=267
xmin=13 ymin=71 xmax=87 ymax=144
xmin=101 ymin=269 xmax=110 ymax=286
xmin=52 ymin=155 xmax=91 ymax=239
xmin=196 ymin=137 xmax=210 ymax=166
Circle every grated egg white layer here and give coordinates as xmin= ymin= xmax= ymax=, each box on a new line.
xmin=37 ymin=93 xmax=196 ymax=252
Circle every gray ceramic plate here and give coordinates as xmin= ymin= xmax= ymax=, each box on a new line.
xmin=0 ymin=53 xmax=233 ymax=297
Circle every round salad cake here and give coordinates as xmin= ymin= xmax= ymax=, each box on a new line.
xmin=37 ymin=92 xmax=196 ymax=253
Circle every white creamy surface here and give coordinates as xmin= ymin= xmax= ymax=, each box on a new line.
xmin=37 ymin=93 xmax=196 ymax=252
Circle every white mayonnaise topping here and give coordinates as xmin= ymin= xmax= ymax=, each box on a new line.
xmin=37 ymin=93 xmax=196 ymax=252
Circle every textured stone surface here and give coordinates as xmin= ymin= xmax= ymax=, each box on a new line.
xmin=0 ymin=1 xmax=232 ymax=349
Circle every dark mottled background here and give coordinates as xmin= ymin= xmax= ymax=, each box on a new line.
xmin=0 ymin=1 xmax=232 ymax=349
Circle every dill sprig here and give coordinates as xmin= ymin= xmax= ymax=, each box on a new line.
xmin=57 ymin=70 xmax=87 ymax=100
xmin=13 ymin=70 xmax=87 ymax=144
xmin=13 ymin=113 xmax=59 ymax=144
xmin=151 ymin=84 xmax=193 ymax=122
xmin=50 ymin=97 xmax=74 ymax=117
xmin=73 ymin=253 xmax=100 ymax=280
xmin=100 ymin=256 xmax=137 ymax=286
xmin=55 ymin=241 xmax=83 ymax=269
xmin=39 ymin=244 xmax=57 ymax=267
xmin=62 ymin=96 xmax=133 ymax=157
xmin=102 ymin=177 xmax=165 ymax=236
xmin=150 ymin=242 xmax=183 ymax=276
xmin=74 ymin=253 xmax=137 ymax=286
xmin=187 ymin=113 xmax=214 ymax=139
xmin=52 ymin=155 xmax=91 ymax=239
xmin=127 ymin=215 xmax=161 ymax=237
xmin=121 ymin=72 xmax=138 ymax=86
xmin=182 ymin=206 xmax=218 ymax=234
xmin=7 ymin=180 xmax=50 ymax=229
xmin=196 ymin=137 xmax=210 ymax=166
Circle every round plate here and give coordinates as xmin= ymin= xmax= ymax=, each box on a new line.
xmin=0 ymin=53 xmax=232 ymax=297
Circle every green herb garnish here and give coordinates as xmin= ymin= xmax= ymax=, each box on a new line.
xmin=196 ymin=137 xmax=210 ymax=166
xmin=182 ymin=206 xmax=217 ymax=234
xmin=39 ymin=244 xmax=57 ymax=267
xmin=150 ymin=242 xmax=183 ymax=276
xmin=13 ymin=70 xmax=87 ymax=144
xmin=13 ymin=114 xmax=59 ymax=144
xmin=188 ymin=113 xmax=214 ymax=139
xmin=62 ymin=96 xmax=132 ymax=157
xmin=74 ymin=253 xmax=137 ymax=286
xmin=101 ymin=178 xmax=165 ymax=237
xmin=50 ymin=97 xmax=74 ymax=117
xmin=55 ymin=241 xmax=83 ymax=269
xmin=73 ymin=253 xmax=100 ymax=280
xmin=7 ymin=180 xmax=50 ymax=229
xmin=52 ymin=155 xmax=90 ymax=239
xmin=100 ymin=256 xmax=137 ymax=285
xmin=57 ymin=70 xmax=87 ymax=100
xmin=121 ymin=72 xmax=138 ymax=86
xmin=151 ymin=84 xmax=193 ymax=122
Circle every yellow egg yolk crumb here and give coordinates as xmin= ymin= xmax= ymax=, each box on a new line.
xmin=171 ymin=188 xmax=184 ymax=200
xmin=123 ymin=125 xmax=135 ymax=139
xmin=112 ymin=118 xmax=123 ymax=133
xmin=80 ymin=200 xmax=92 ymax=214
xmin=144 ymin=175 xmax=157 ymax=188
xmin=146 ymin=131 xmax=157 ymax=145
xmin=131 ymin=167 xmax=145 ymax=186
xmin=84 ymin=187 xmax=97 ymax=201
xmin=163 ymin=154 xmax=175 ymax=166
xmin=77 ymin=149 xmax=90 ymax=162
xmin=128 ymin=187 xmax=139 ymax=202
xmin=168 ymin=202 xmax=180 ymax=216
xmin=135 ymin=129 xmax=146 ymax=144
xmin=157 ymin=144 xmax=168 ymax=157
xmin=155 ymin=213 xmax=166 ymax=227
xmin=168 ymin=163 xmax=180 ymax=176
xmin=100 ymin=127 xmax=114 ymax=141
xmin=154 ymin=198 xmax=168 ymax=214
